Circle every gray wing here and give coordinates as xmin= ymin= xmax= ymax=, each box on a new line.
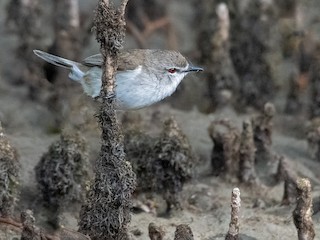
xmin=82 ymin=54 xmax=103 ymax=67
xmin=82 ymin=50 xmax=146 ymax=71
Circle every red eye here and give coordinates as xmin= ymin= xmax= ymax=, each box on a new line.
xmin=168 ymin=68 xmax=176 ymax=73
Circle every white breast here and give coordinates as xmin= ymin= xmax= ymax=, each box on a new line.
xmin=114 ymin=67 xmax=186 ymax=109
xmin=115 ymin=66 xmax=157 ymax=109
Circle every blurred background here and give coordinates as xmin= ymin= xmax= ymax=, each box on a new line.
xmin=1 ymin=0 xmax=320 ymax=238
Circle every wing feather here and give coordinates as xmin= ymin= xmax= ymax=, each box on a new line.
xmin=82 ymin=54 xmax=103 ymax=67
xmin=82 ymin=50 xmax=146 ymax=71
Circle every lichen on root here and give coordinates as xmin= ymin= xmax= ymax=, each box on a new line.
xmin=251 ymin=102 xmax=276 ymax=164
xmin=148 ymin=222 xmax=165 ymax=240
xmin=239 ymin=120 xmax=258 ymax=185
xmin=152 ymin=117 xmax=195 ymax=211
xmin=78 ymin=1 xmax=136 ymax=239
xmin=35 ymin=132 xmax=89 ymax=227
xmin=0 ymin=122 xmax=20 ymax=218
xmin=293 ymin=178 xmax=315 ymax=240
xmin=125 ymin=117 xmax=196 ymax=213
xmin=208 ymin=119 xmax=240 ymax=178
xmin=174 ymin=224 xmax=194 ymax=240
xmin=226 ymin=188 xmax=241 ymax=240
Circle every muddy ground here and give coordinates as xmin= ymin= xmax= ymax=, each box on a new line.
xmin=1 ymin=0 xmax=320 ymax=240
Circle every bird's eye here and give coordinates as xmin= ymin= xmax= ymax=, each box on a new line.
xmin=168 ymin=68 xmax=177 ymax=74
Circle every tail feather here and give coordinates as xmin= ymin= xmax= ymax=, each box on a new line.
xmin=33 ymin=50 xmax=79 ymax=69
xmin=34 ymin=49 xmax=101 ymax=97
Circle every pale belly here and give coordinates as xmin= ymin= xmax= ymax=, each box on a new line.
xmin=114 ymin=73 xmax=181 ymax=110
xmin=115 ymin=79 xmax=164 ymax=110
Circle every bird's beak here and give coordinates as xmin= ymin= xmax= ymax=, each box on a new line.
xmin=183 ymin=64 xmax=203 ymax=73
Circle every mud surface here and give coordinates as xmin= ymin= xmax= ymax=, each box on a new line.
xmin=1 ymin=0 xmax=320 ymax=239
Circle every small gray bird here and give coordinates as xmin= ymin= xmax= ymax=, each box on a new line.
xmin=33 ymin=49 xmax=203 ymax=109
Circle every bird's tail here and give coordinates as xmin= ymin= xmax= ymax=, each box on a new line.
xmin=33 ymin=50 xmax=102 ymax=97
xmin=33 ymin=50 xmax=79 ymax=69
xmin=33 ymin=50 xmax=84 ymax=81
